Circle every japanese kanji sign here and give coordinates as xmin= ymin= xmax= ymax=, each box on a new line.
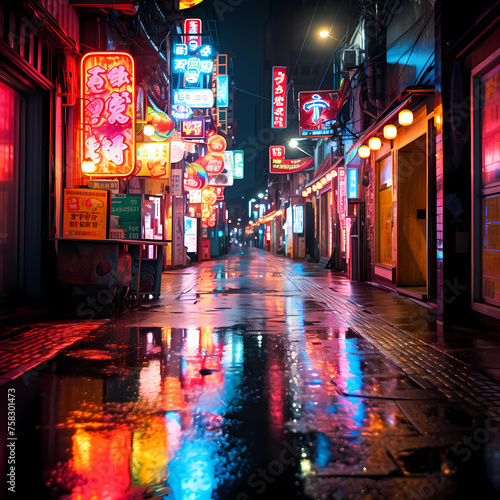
xmin=272 ymin=66 xmax=287 ymax=129
xmin=81 ymin=52 xmax=135 ymax=177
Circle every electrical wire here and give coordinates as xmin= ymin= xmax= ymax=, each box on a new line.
xmin=290 ymin=0 xmax=321 ymax=81
xmin=230 ymin=85 xmax=271 ymax=102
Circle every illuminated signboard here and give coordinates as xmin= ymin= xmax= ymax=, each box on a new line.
xmin=338 ymin=167 xmax=347 ymax=253
xmin=136 ymin=142 xmax=170 ymax=179
xmin=180 ymin=0 xmax=203 ymax=9
xmin=269 ymin=145 xmax=285 ymax=171
xmin=293 ymin=205 xmax=304 ymax=234
xmin=272 ymin=66 xmax=287 ymax=129
xmin=234 ymin=150 xmax=244 ymax=179
xmin=270 ymin=158 xmax=314 ymax=174
xmin=172 ymin=89 xmax=214 ymax=108
xmin=63 ymin=188 xmax=109 ymax=239
xmin=172 ymin=43 xmax=214 ymax=81
xmin=184 ymin=216 xmax=198 ymax=253
xmin=347 ymin=168 xmax=358 ymax=199
xmin=217 ymin=75 xmax=229 ymax=107
xmin=209 ymin=154 xmax=234 ymax=187
xmin=183 ymin=18 xmax=202 ymax=47
xmin=299 ymin=90 xmax=340 ymax=137
xmin=181 ymin=118 xmax=205 ymax=139
xmin=81 ymin=52 xmax=135 ymax=177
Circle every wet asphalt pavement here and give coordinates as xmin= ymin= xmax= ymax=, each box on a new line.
xmin=2 ymin=247 xmax=500 ymax=499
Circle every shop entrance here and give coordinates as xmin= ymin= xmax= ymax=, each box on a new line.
xmin=397 ymin=135 xmax=427 ymax=294
xmin=0 ymin=82 xmax=21 ymax=298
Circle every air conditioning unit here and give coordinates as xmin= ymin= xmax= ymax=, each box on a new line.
xmin=341 ymin=48 xmax=362 ymax=72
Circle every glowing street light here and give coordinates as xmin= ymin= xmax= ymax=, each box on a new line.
xmin=288 ymin=139 xmax=313 ymax=157
xmin=319 ymin=29 xmax=341 ymax=41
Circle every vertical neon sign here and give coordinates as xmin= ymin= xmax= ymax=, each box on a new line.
xmin=338 ymin=167 xmax=347 ymax=253
xmin=269 ymin=145 xmax=285 ymax=172
xmin=272 ymin=66 xmax=287 ymax=129
xmin=81 ymin=52 xmax=135 ymax=177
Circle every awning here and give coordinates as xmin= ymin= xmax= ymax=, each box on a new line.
xmin=345 ymin=86 xmax=434 ymax=161
xmin=303 ymin=154 xmax=344 ymax=192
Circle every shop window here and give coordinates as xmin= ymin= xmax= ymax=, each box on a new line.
xmin=475 ymin=61 xmax=500 ymax=312
xmin=376 ymin=155 xmax=393 ymax=267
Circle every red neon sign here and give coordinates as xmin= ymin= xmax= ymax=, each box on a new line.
xmin=272 ymin=66 xmax=287 ymax=129
xmin=338 ymin=167 xmax=347 ymax=253
xmin=184 ymin=18 xmax=202 ymax=47
xmin=81 ymin=52 xmax=135 ymax=177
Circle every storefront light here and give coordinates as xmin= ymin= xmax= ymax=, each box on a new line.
xmin=320 ymin=177 xmax=327 ymax=186
xmin=326 ymin=172 xmax=332 ymax=181
xmin=358 ymin=145 xmax=370 ymax=158
xmin=383 ymin=124 xmax=397 ymax=139
xmin=306 ymin=186 xmax=312 ymax=194
xmin=302 ymin=190 xmax=308 ymax=197
xmin=81 ymin=157 xmax=96 ymax=174
xmin=368 ymin=137 xmax=381 ymax=150
xmin=143 ymin=123 xmax=155 ymax=136
xmin=312 ymin=184 xmax=317 ymax=192
xmin=399 ymin=109 xmax=413 ymax=126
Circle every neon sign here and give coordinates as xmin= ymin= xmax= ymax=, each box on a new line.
xmin=299 ymin=90 xmax=340 ymax=137
xmin=172 ymin=89 xmax=214 ymax=108
xmin=272 ymin=66 xmax=287 ymax=129
xmin=183 ymin=19 xmax=202 ymax=47
xmin=81 ymin=52 xmax=135 ymax=177
xmin=347 ymin=168 xmax=358 ymax=199
xmin=338 ymin=167 xmax=347 ymax=253
xmin=217 ymin=75 xmax=229 ymax=107
xmin=234 ymin=150 xmax=244 ymax=179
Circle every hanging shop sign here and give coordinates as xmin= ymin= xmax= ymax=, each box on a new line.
xmin=183 ymin=18 xmax=202 ymax=47
xmin=171 ymin=103 xmax=193 ymax=120
xmin=292 ymin=205 xmax=304 ymax=234
xmin=207 ymin=134 xmax=227 ymax=153
xmin=272 ymin=66 xmax=287 ymax=129
xmin=269 ymin=145 xmax=285 ymax=171
xmin=270 ymin=157 xmax=314 ymax=174
xmin=216 ymin=75 xmax=229 ymax=107
xmin=234 ymin=150 xmax=244 ymax=179
xmin=63 ymin=188 xmax=109 ymax=239
xmin=88 ymin=179 xmax=119 ymax=193
xmin=338 ymin=167 xmax=347 ymax=254
xmin=181 ymin=118 xmax=205 ymax=139
xmin=184 ymin=162 xmax=209 ymax=191
xmin=347 ymin=167 xmax=359 ymax=199
xmin=298 ymin=90 xmax=341 ymax=137
xmin=172 ymin=43 xmax=214 ymax=81
xmin=171 ymin=168 xmax=183 ymax=195
xmin=197 ymin=152 xmax=225 ymax=175
xmin=172 ymin=89 xmax=214 ymax=109
xmin=136 ymin=142 xmax=170 ymax=179
xmin=81 ymin=52 xmax=135 ymax=177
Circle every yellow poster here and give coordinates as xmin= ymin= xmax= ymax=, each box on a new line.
xmin=136 ymin=142 xmax=170 ymax=179
xmin=63 ymin=188 xmax=109 ymax=239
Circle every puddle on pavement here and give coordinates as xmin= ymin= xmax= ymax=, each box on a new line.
xmin=2 ymin=324 xmax=500 ymax=499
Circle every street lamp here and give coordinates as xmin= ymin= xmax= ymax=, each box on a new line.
xmin=319 ymin=29 xmax=341 ymax=41
xmin=288 ymin=139 xmax=313 ymax=157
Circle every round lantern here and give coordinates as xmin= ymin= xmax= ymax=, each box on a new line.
xmin=358 ymin=145 xmax=370 ymax=158
xmin=81 ymin=158 xmax=96 ymax=174
xmin=143 ymin=123 xmax=155 ymax=136
xmin=368 ymin=137 xmax=382 ymax=150
xmin=383 ymin=124 xmax=397 ymax=139
xmin=399 ymin=109 xmax=413 ymax=126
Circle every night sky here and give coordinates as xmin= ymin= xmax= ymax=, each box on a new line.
xmin=185 ymin=0 xmax=358 ymax=203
